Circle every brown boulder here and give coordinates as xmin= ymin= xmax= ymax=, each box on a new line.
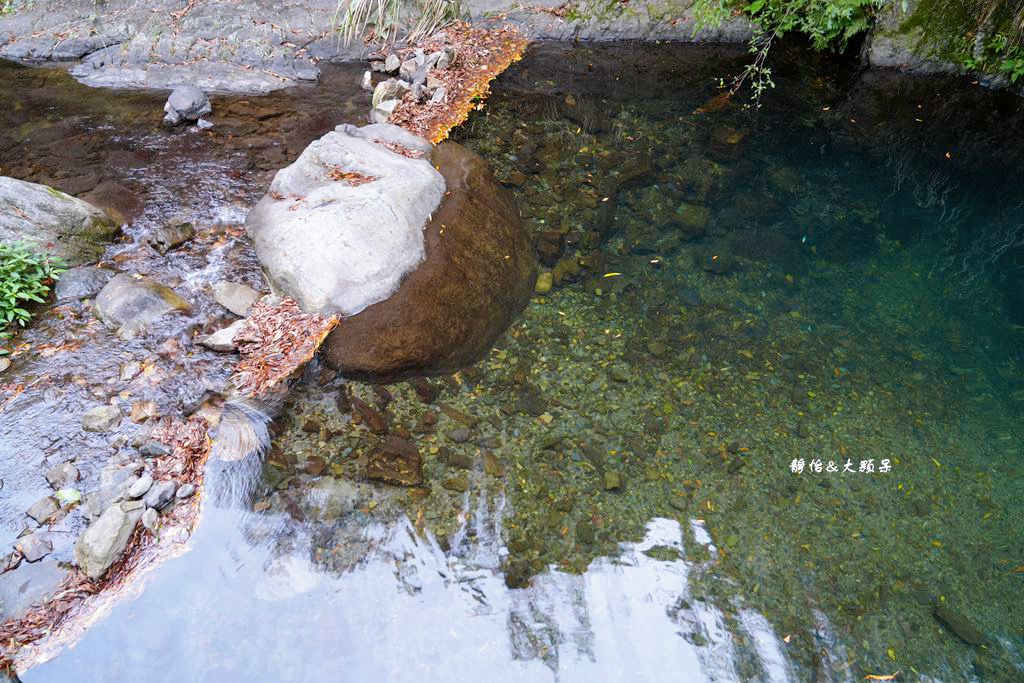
xmin=322 ymin=142 xmax=535 ymax=382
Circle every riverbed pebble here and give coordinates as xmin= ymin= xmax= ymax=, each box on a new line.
xmin=127 ymin=474 xmax=153 ymax=498
xmin=81 ymin=404 xmax=122 ymax=432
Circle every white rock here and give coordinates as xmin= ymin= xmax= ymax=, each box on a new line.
xmin=127 ymin=474 xmax=153 ymax=498
xmin=198 ymin=318 xmax=247 ymax=352
xmin=212 ymin=281 xmax=258 ymax=316
xmin=244 ymin=124 xmax=443 ymax=316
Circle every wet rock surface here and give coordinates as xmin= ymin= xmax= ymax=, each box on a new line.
xmin=323 ymin=141 xmax=536 ymax=382
xmin=93 ymin=274 xmax=192 ymax=340
xmin=0 ymin=176 xmax=118 ymax=266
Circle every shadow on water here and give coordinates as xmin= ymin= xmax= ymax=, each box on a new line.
xmin=3 ymin=41 xmax=1024 ymax=681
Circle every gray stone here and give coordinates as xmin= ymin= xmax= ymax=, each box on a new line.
xmin=26 ymin=496 xmax=59 ymax=525
xmin=198 ymin=319 xmax=247 ymax=352
xmin=447 ymin=428 xmax=471 ymax=443
xmin=139 ymin=439 xmax=172 ymax=457
xmin=370 ymin=98 xmax=402 ymax=125
xmin=54 ymin=266 xmax=116 ymax=302
xmin=301 ymin=477 xmax=359 ymax=521
xmin=162 ymin=85 xmax=212 ymax=126
xmin=147 ymin=221 xmax=195 ymax=254
xmin=361 ymin=70 xmax=372 ymax=91
xmin=212 ymin=281 xmax=258 ymax=316
xmin=143 ymin=480 xmax=177 ymax=510
xmin=863 ymin=1 xmax=956 ymax=75
xmin=120 ymin=360 xmax=142 ymax=381
xmin=81 ymin=404 xmax=122 ymax=432
xmin=399 ymin=57 xmax=419 ymax=81
xmin=0 ymin=357 xmax=9 ymax=373
xmin=84 ymin=460 xmax=145 ymax=520
xmin=372 ymin=78 xmax=408 ymax=110
xmin=244 ymin=123 xmax=443 ymax=316
xmin=196 ymin=118 xmax=214 ymax=130
xmin=175 ymin=483 xmax=196 ymax=499
xmin=94 ymin=274 xmax=191 ymax=340
xmin=74 ymin=502 xmax=143 ymax=580
xmin=0 ymin=176 xmax=118 ymax=266
xmin=434 ymin=47 xmax=454 ymax=69
xmin=141 ymin=507 xmax=159 ymax=533
xmin=46 ymin=462 xmax=80 ymax=489
xmin=15 ymin=533 xmax=53 ymax=562
xmin=384 ymin=53 xmax=400 ymax=73
xmin=127 ymin=474 xmax=153 ymax=498
xmin=430 ymin=86 xmax=447 ymax=105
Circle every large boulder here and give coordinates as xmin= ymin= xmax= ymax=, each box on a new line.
xmin=322 ymin=141 xmax=536 ymax=382
xmin=244 ymin=123 xmax=443 ymax=316
xmin=0 ymin=176 xmax=118 ymax=265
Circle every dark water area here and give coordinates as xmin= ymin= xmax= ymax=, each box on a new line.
xmin=2 ymin=42 xmax=1023 ymax=682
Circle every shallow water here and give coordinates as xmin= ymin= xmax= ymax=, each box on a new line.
xmin=3 ymin=42 xmax=1024 ymax=681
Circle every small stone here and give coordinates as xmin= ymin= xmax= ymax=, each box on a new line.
xmin=198 ymin=319 xmax=247 ymax=352
xmin=74 ymin=502 xmax=143 ymax=579
xmin=435 ymin=47 xmax=455 ymax=69
xmin=304 ymin=455 xmax=327 ymax=476
xmin=129 ymin=400 xmax=159 ymax=423
xmin=139 ymin=439 xmax=172 ymax=457
xmin=934 ymin=605 xmax=986 ymax=646
xmin=46 ymin=462 xmax=80 ymax=489
xmin=604 ymin=471 xmax=622 ymax=491
xmin=669 ymin=496 xmax=687 ymax=512
xmin=795 ymin=420 xmax=811 ymax=438
xmin=147 ymin=222 xmax=195 ymax=254
xmin=82 ymin=404 xmax=122 ymax=432
xmin=399 ymin=58 xmax=418 ymax=81
xmin=26 ymin=496 xmax=59 ymax=525
xmin=535 ymin=271 xmax=553 ymax=294
xmin=413 ymin=377 xmax=438 ymax=403
xmin=212 ymin=281 xmax=259 ymax=317
xmin=119 ymin=361 xmax=141 ymax=381
xmin=0 ymin=357 xmax=10 ymax=373
xmin=196 ymin=118 xmax=214 ymax=130
xmin=127 ymin=474 xmax=153 ymax=498
xmin=429 ymin=86 xmax=447 ymax=105
xmin=482 ymin=451 xmax=504 ymax=476
xmin=15 ymin=533 xmax=53 ymax=562
xmin=361 ymin=70 xmax=372 ymax=91
xmin=443 ymin=475 xmax=469 ymax=492
xmin=175 ymin=483 xmax=195 ymax=499
xmin=143 ymin=480 xmax=177 ymax=510
xmin=576 ymin=521 xmax=596 ymax=545
xmin=447 ymin=428 xmax=471 ymax=443
xmin=384 ymin=53 xmax=400 ymax=73
xmin=141 ymin=507 xmax=159 ymax=533
xmin=445 ymin=451 xmax=474 ymax=469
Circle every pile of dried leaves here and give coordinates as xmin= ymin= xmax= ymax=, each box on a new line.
xmin=1 ymin=416 xmax=211 ymax=671
xmin=230 ymin=297 xmax=338 ymax=398
xmin=388 ymin=21 xmax=529 ymax=144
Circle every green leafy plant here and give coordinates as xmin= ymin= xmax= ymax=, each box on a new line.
xmin=0 ymin=242 xmax=65 ymax=353
xmin=694 ymin=0 xmax=885 ymax=105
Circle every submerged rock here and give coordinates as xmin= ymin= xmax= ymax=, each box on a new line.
xmin=81 ymin=404 xmax=122 ymax=432
xmin=162 ymin=85 xmax=212 ymax=126
xmin=15 ymin=533 xmax=53 ymax=563
xmin=323 ymin=141 xmax=535 ymax=382
xmin=54 ymin=266 xmax=116 ymax=302
xmin=74 ymin=502 xmax=143 ymax=580
xmin=301 ymin=477 xmax=359 ymax=521
xmin=0 ymin=176 xmax=118 ymax=266
xmin=94 ymin=274 xmax=191 ymax=340
xmin=198 ymin=319 xmax=246 ymax=352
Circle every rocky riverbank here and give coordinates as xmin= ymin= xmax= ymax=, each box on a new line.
xmin=1 ymin=0 xmax=1000 ymax=97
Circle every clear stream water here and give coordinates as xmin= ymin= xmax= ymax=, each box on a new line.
xmin=1 ymin=42 xmax=1023 ymax=681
